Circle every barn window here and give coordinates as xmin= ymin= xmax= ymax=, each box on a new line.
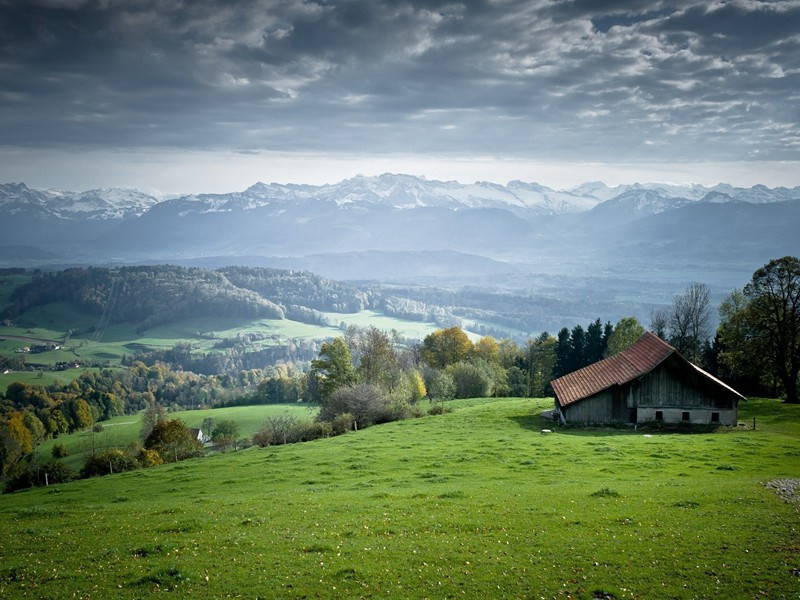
xmin=711 ymin=412 xmax=720 ymax=423
xmin=655 ymin=411 xmax=663 ymax=421
xmin=682 ymin=411 xmax=690 ymax=422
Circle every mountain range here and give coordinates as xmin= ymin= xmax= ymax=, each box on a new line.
xmin=1 ymin=174 xmax=799 ymax=288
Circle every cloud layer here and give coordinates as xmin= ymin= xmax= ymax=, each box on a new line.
xmin=1 ymin=0 xmax=798 ymax=165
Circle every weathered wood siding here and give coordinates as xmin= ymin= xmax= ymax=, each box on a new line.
xmin=633 ymin=355 xmax=737 ymax=410
xmin=562 ymin=387 xmax=632 ymax=424
xmin=560 ymin=354 xmax=740 ymax=425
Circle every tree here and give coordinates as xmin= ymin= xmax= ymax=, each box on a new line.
xmin=570 ymin=324 xmax=587 ymax=370
xmin=649 ymin=306 xmax=670 ymax=339
xmin=528 ymin=333 xmax=556 ymax=397
xmin=140 ymin=402 xmax=168 ymax=441
xmin=51 ymin=442 xmax=68 ymax=459
xmin=421 ymin=327 xmax=473 ymax=369
xmin=211 ymin=420 xmax=240 ymax=449
xmin=553 ymin=327 xmax=572 ymax=378
xmin=407 ymin=370 xmax=427 ymax=404
xmin=317 ymin=383 xmax=389 ymax=426
xmin=145 ymin=419 xmax=203 ymax=462
xmin=585 ymin=319 xmax=606 ymax=364
xmin=606 ymin=316 xmax=645 ymax=356
xmin=720 ymin=257 xmax=800 ymax=403
xmin=348 ymin=326 xmax=400 ymax=390
xmin=447 ymin=361 xmax=493 ymax=398
xmin=310 ymin=338 xmax=357 ymax=399
xmin=668 ymin=283 xmax=712 ymax=362
xmin=426 ymin=370 xmax=455 ymax=403
xmin=474 ymin=336 xmax=500 ymax=364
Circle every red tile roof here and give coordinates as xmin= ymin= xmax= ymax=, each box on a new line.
xmin=553 ymin=332 xmax=686 ymax=407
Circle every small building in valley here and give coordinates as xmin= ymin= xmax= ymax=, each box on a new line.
xmin=551 ymin=332 xmax=744 ymax=426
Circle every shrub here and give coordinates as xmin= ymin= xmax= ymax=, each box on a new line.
xmin=136 ymin=448 xmax=163 ymax=468
xmin=80 ymin=449 xmax=137 ymax=478
xmin=42 ymin=459 xmax=74 ymax=484
xmin=253 ymin=414 xmax=307 ymax=447
xmin=145 ymin=419 xmax=203 ymax=463
xmin=428 ymin=403 xmax=454 ymax=415
xmin=330 ymin=412 xmax=356 ymax=435
xmin=318 ymin=383 xmax=389 ymax=427
xmin=300 ymin=421 xmax=333 ymax=441
xmin=425 ymin=370 xmax=455 ymax=402
xmin=447 ymin=361 xmax=493 ymax=398
xmin=51 ymin=443 xmax=68 ymax=459
xmin=3 ymin=460 xmax=75 ymax=493
xmin=211 ymin=420 xmax=240 ymax=449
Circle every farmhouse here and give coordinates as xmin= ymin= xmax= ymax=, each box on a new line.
xmin=551 ymin=332 xmax=744 ymax=426
xmin=189 ymin=428 xmax=211 ymax=445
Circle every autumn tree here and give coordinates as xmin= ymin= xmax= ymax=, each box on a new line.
xmin=421 ymin=327 xmax=473 ymax=369
xmin=144 ymin=418 xmax=203 ymax=462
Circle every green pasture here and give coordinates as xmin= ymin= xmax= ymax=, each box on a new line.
xmin=0 ymin=367 xmax=115 ymax=392
xmin=323 ymin=309 xmax=449 ymax=338
xmin=1 ymin=303 xmax=470 ymax=369
xmin=37 ymin=403 xmax=317 ymax=471
xmin=1 ymin=397 xmax=798 ymax=598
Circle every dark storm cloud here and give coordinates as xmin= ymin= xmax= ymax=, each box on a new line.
xmin=0 ymin=0 xmax=798 ymax=161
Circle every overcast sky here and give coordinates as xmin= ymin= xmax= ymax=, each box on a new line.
xmin=1 ymin=0 xmax=798 ymax=193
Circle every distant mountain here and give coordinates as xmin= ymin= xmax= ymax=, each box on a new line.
xmin=0 ymin=183 xmax=158 ymax=220
xmin=0 ymin=175 xmax=799 ymax=281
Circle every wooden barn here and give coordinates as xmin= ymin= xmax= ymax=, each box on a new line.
xmin=551 ymin=332 xmax=744 ymax=426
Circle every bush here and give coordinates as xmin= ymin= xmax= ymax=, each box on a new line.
xmin=425 ymin=370 xmax=455 ymax=402
xmin=145 ymin=419 xmax=203 ymax=463
xmin=428 ymin=403 xmax=454 ymax=415
xmin=211 ymin=420 xmax=240 ymax=449
xmin=51 ymin=443 xmax=68 ymax=459
xmin=253 ymin=414 xmax=307 ymax=447
xmin=81 ymin=449 xmax=137 ymax=478
xmin=447 ymin=361 xmax=493 ymax=398
xmin=318 ymin=383 xmax=389 ymax=427
xmin=42 ymin=459 xmax=74 ymax=484
xmin=330 ymin=412 xmax=356 ymax=435
xmin=3 ymin=460 xmax=74 ymax=493
xmin=136 ymin=448 xmax=163 ymax=468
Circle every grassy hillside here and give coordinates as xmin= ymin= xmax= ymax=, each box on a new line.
xmin=0 ymin=306 xmax=444 ymax=367
xmin=37 ymin=403 xmax=317 ymax=471
xmin=0 ymin=398 xmax=798 ymax=598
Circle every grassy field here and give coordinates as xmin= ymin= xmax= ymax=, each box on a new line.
xmin=0 ymin=367 xmax=117 ymax=392
xmin=1 ymin=302 xmax=465 ymax=371
xmin=0 ymin=397 xmax=798 ymax=598
xmin=37 ymin=403 xmax=317 ymax=471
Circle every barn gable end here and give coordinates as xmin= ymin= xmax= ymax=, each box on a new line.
xmin=552 ymin=332 xmax=744 ymax=426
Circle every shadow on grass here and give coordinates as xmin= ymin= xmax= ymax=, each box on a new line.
xmin=508 ymin=414 xmax=724 ymax=437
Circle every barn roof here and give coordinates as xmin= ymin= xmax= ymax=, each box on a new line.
xmin=551 ymin=332 xmax=744 ymax=408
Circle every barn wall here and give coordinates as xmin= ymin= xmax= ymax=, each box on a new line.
xmin=562 ymin=388 xmax=630 ymax=424
xmin=633 ymin=355 xmax=739 ymax=425
xmin=637 ymin=407 xmax=737 ymax=426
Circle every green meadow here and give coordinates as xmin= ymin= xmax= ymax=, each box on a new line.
xmin=1 ymin=397 xmax=798 ymax=598
xmin=37 ymin=403 xmax=317 ymax=471
xmin=0 ymin=367 xmax=117 ymax=391
xmin=1 ymin=301 xmax=460 ymax=371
